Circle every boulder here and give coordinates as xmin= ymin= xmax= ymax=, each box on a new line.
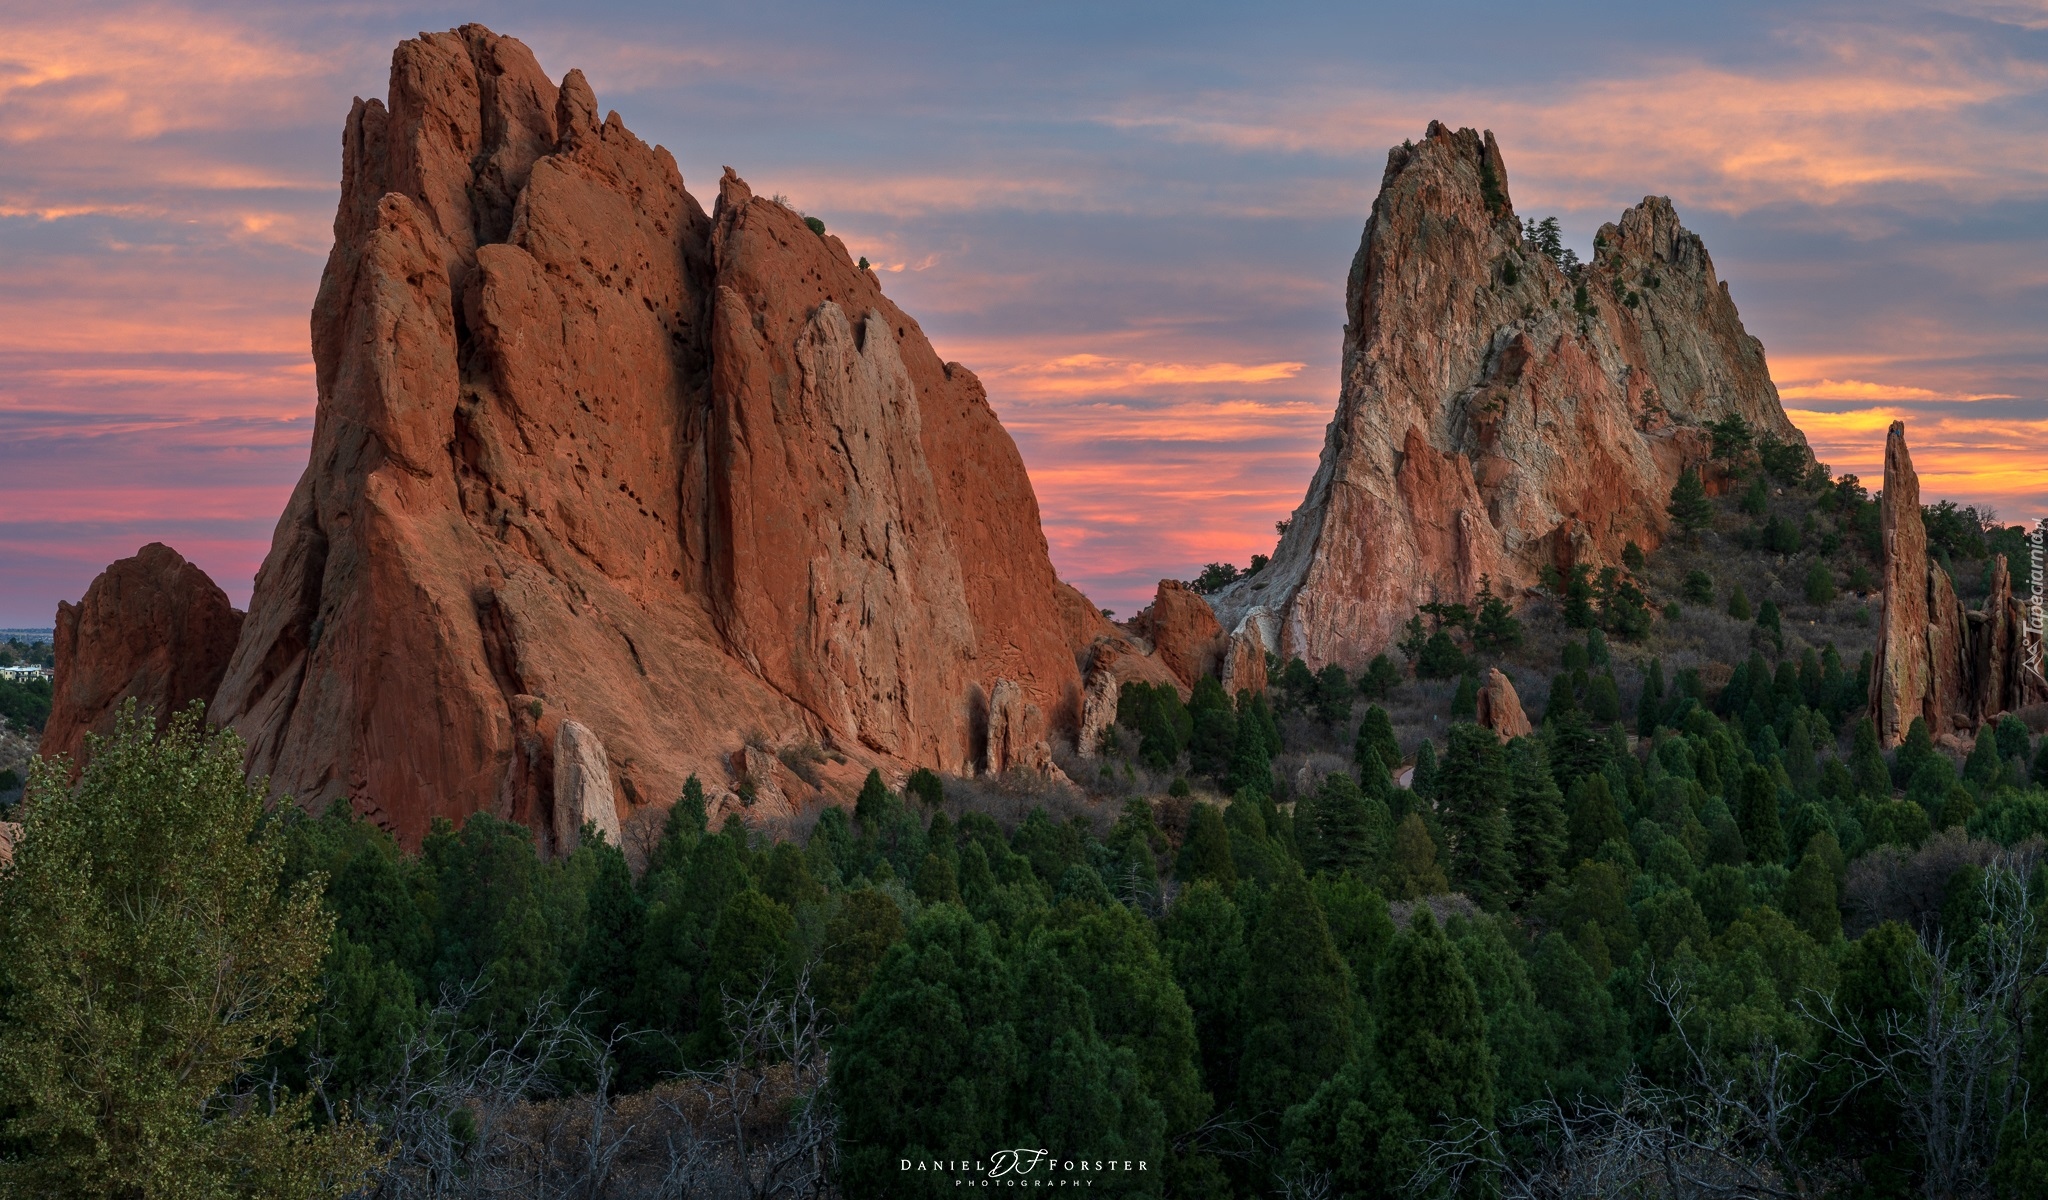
xmin=1220 ymin=611 xmax=1270 ymax=696
xmin=1212 ymin=123 xmax=1801 ymax=666
xmin=985 ymin=678 xmax=1057 ymax=777
xmin=552 ymin=720 xmax=621 ymax=854
xmin=1135 ymin=579 xmax=1227 ymax=690
xmin=43 ymin=544 xmax=244 ymax=764
xmin=199 ymin=26 xmax=1093 ymax=844
xmin=1475 ymin=669 xmax=1533 ymax=742
xmin=1077 ymin=666 xmax=1118 ymax=758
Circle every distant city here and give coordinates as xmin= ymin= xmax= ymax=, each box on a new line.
xmin=0 ymin=629 xmax=53 ymax=644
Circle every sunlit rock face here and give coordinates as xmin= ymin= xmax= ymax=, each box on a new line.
xmin=204 ymin=25 xmax=1102 ymax=846
xmin=1870 ymin=421 xmax=2047 ymax=747
xmin=1213 ymin=122 xmax=1801 ymax=668
xmin=45 ymin=543 xmax=244 ymax=766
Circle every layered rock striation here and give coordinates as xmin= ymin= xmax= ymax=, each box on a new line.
xmin=1214 ymin=122 xmax=1801 ymax=666
xmin=44 ymin=544 xmax=244 ymax=764
xmin=1869 ymin=422 xmax=2046 ymax=746
xmin=155 ymin=25 xmax=1111 ymax=846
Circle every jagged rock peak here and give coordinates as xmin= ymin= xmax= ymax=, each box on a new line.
xmin=202 ymin=25 xmax=1099 ymax=847
xmin=1869 ymin=421 xmax=2046 ymax=745
xmin=1213 ymin=122 xmax=1801 ymax=668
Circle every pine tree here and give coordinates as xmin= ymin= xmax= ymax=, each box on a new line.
xmin=855 ymin=768 xmax=892 ymax=832
xmin=1507 ymin=737 xmax=1567 ymax=897
xmin=1728 ymin=583 xmax=1753 ymax=621
xmin=1894 ymin=716 xmax=1936 ymax=787
xmin=1565 ymin=773 xmax=1627 ymax=866
xmin=2034 ymin=736 xmax=2048 ymax=788
xmin=1376 ymin=909 xmax=1495 ymax=1125
xmin=1411 ymin=740 xmax=1440 ymax=804
xmin=1358 ymin=743 xmax=1396 ymax=806
xmin=815 ymin=889 xmax=904 ymax=1019
xmin=1451 ymin=672 xmax=1479 ymax=719
xmin=1436 ymin=724 xmax=1517 ymax=909
xmin=1161 ymin=881 xmax=1249 ymax=1108
xmin=1758 ymin=598 xmax=1783 ymax=637
xmin=1964 ymin=729 xmax=2004 ymax=790
xmin=1355 ymin=704 xmax=1401 ymax=780
xmin=1175 ymin=803 xmax=1237 ymax=891
xmin=1382 ymin=813 xmax=1450 ymax=899
xmin=1188 ymin=675 xmax=1239 ymax=780
xmin=1238 ymin=868 xmax=1353 ymax=1116
xmin=567 ymin=837 xmax=646 ymax=1035
xmin=1850 ymin=718 xmax=1891 ymax=798
xmin=644 ymin=775 xmax=709 ymax=883
xmin=1736 ymin=764 xmax=1788 ymax=864
xmin=1667 ymin=468 xmax=1714 ymax=536
xmin=915 ymin=852 xmax=960 ymax=904
xmin=1359 ymin=653 xmax=1403 ymax=699
xmin=906 ymin=766 xmax=945 ymax=813
xmin=1225 ymin=718 xmax=1274 ymax=797
xmin=1307 ymin=772 xmax=1389 ymax=879
xmin=1785 ymin=844 xmax=1842 ymax=942
xmin=1637 ymin=658 xmax=1666 ymax=737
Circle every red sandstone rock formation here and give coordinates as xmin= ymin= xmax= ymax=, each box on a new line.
xmin=198 ymin=27 xmax=1091 ymax=846
xmin=1869 ymin=422 xmax=2047 ymax=745
xmin=43 ymin=544 xmax=244 ymax=764
xmin=1135 ymin=580 xmax=1227 ymax=690
xmin=1475 ymin=669 xmax=1533 ymax=742
xmin=1214 ymin=123 xmax=1801 ymax=666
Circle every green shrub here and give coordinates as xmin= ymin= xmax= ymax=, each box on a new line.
xmin=1682 ymin=569 xmax=1714 ymax=605
xmin=1803 ymin=561 xmax=1837 ymax=605
xmin=803 ymin=215 xmax=826 ymax=236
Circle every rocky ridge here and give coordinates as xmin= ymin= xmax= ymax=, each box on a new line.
xmin=1213 ymin=122 xmax=1802 ymax=667
xmin=1869 ymin=422 xmax=2046 ymax=746
xmin=48 ymin=26 xmax=1162 ymax=849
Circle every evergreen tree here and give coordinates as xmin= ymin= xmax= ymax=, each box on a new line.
xmin=1473 ymin=576 xmax=1524 ymax=651
xmin=1507 ymin=737 xmax=1568 ymax=897
xmin=1637 ymin=658 xmax=1666 ymax=737
xmin=815 ymin=889 xmax=904 ymax=1019
xmin=1224 ymin=721 xmax=1273 ymax=797
xmin=1306 ymin=772 xmax=1388 ymax=880
xmin=1544 ymin=701 xmax=1609 ymax=791
xmin=567 ymin=836 xmax=645 ymax=1035
xmin=915 ymin=852 xmax=960 ymax=905
xmin=1784 ymin=842 xmax=1842 ymax=942
xmin=1160 ymin=881 xmax=1249 ymax=1108
xmin=1894 ymin=716 xmax=1936 ymax=787
xmin=1377 ymin=909 xmax=1495 ymax=1126
xmin=1435 ymin=724 xmax=1517 ymax=909
xmin=1565 ymin=773 xmax=1626 ymax=866
xmin=1736 ymin=764 xmax=1788 ymax=864
xmin=1006 ymin=940 xmax=1167 ymax=1176
xmin=1411 ymin=740 xmax=1440 ymax=804
xmin=855 ymin=768 xmax=893 ymax=832
xmin=1382 ymin=813 xmax=1450 ymax=900
xmin=1804 ymin=560 xmax=1837 ymax=605
xmin=1358 ymin=653 xmax=1403 ymax=699
xmin=1850 ymin=717 xmax=1892 ymax=798
xmin=0 ymin=706 xmax=380 ymax=1197
xmin=643 ymin=774 xmax=708 ymax=884
xmin=1964 ymin=729 xmax=2004 ymax=790
xmin=1450 ymin=672 xmax=1479 ymax=719
xmin=1238 ymin=868 xmax=1353 ymax=1117
xmin=1357 ymin=742 xmax=1396 ymax=808
xmin=1175 ymin=804 xmax=1237 ymax=892
xmin=1758 ymin=598 xmax=1783 ymax=637
xmin=905 ymin=766 xmax=945 ymax=813
xmin=1187 ymin=675 xmax=1239 ymax=780
xmin=2034 ymin=736 xmax=2048 ymax=788
xmin=1586 ymin=672 xmax=1622 ymax=722
xmin=1728 ymin=583 xmax=1753 ymax=621
xmin=832 ymin=906 xmax=1020 ymax=1196
xmin=1355 ymin=704 xmax=1401 ymax=781
xmin=1667 ymin=468 xmax=1714 ymax=536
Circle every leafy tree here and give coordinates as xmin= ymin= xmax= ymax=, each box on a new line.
xmin=1238 ymin=868 xmax=1353 ymax=1117
xmin=0 ymin=705 xmax=381 ymax=1197
xmin=1436 ymin=724 xmax=1517 ymax=909
xmin=1667 ymin=468 xmax=1714 ymax=536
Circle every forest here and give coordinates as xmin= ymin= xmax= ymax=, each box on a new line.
xmin=2 ymin=458 xmax=2047 ymax=1199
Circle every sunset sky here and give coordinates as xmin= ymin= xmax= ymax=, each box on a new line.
xmin=1 ymin=1 xmax=2044 ymax=626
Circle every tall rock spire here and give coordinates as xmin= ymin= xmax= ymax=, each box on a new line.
xmin=1212 ymin=122 xmax=1801 ymax=667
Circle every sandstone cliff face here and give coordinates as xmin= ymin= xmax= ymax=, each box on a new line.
xmin=44 ymin=544 xmax=244 ymax=764
xmin=1869 ymin=422 xmax=2046 ymax=746
xmin=204 ymin=27 xmax=1088 ymax=846
xmin=1213 ymin=122 xmax=1800 ymax=667
xmin=1134 ymin=580 xmax=1227 ymax=691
